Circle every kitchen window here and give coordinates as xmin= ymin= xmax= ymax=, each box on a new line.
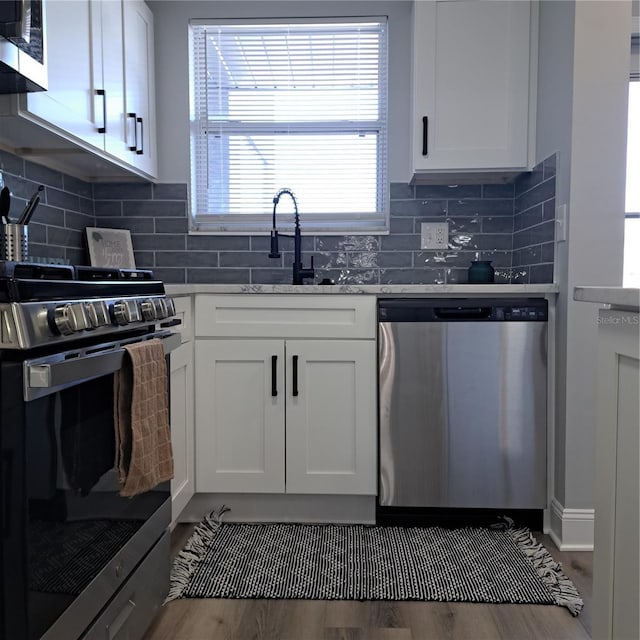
xmin=188 ymin=18 xmax=388 ymax=234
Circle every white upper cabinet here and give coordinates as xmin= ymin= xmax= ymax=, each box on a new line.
xmin=411 ymin=0 xmax=535 ymax=176
xmin=123 ymin=0 xmax=157 ymax=176
xmin=93 ymin=0 xmax=127 ymax=163
xmin=0 ymin=0 xmax=157 ymax=180
xmin=26 ymin=0 xmax=127 ymax=161
xmin=24 ymin=0 xmax=104 ymax=148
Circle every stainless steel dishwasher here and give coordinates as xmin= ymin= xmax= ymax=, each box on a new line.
xmin=378 ymin=298 xmax=547 ymax=511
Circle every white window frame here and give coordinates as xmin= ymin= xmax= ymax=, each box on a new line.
xmin=188 ymin=17 xmax=389 ymax=235
xmin=623 ymin=20 xmax=639 ymax=287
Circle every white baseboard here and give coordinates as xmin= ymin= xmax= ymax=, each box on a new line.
xmin=548 ymin=498 xmax=594 ymax=550
xmin=179 ymin=493 xmax=376 ymax=525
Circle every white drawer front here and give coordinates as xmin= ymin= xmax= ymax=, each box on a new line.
xmin=195 ymin=295 xmax=376 ymax=339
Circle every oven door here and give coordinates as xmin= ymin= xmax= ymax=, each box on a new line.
xmin=0 ymin=331 xmax=179 ymax=640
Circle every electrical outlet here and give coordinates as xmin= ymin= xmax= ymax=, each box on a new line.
xmin=421 ymin=222 xmax=449 ymax=249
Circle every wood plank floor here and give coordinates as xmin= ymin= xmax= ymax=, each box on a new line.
xmin=144 ymin=524 xmax=593 ymax=640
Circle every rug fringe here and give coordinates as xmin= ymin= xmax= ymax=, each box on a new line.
xmin=507 ymin=525 xmax=584 ymax=616
xmin=164 ymin=505 xmax=229 ymax=603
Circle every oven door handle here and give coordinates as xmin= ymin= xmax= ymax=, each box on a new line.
xmin=24 ymin=332 xmax=181 ymax=401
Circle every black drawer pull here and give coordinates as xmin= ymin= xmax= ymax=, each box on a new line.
xmin=127 ymin=112 xmax=137 ymax=151
xmin=96 ymin=89 xmax=107 ymax=133
xmin=136 ymin=117 xmax=144 ymax=155
xmin=271 ymin=355 xmax=278 ymax=397
xmin=292 ymin=355 xmax=299 ymax=397
xmin=422 ymin=116 xmax=429 ymax=156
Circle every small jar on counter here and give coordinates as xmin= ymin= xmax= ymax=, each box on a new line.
xmin=467 ymin=259 xmax=495 ymax=284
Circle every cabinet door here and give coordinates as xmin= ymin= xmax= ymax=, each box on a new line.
xmin=123 ymin=0 xmax=157 ymax=177
xmin=169 ymin=342 xmax=194 ymax=524
xmin=195 ymin=340 xmax=285 ymax=493
xmin=285 ymin=340 xmax=376 ymax=495
xmin=411 ymin=0 xmax=531 ymax=171
xmin=98 ymin=0 xmax=127 ymax=161
xmin=25 ymin=0 xmax=103 ymax=148
xmin=593 ymin=314 xmax=640 ymax=640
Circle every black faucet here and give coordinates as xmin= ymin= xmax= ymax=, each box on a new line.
xmin=269 ymin=188 xmax=315 ymax=285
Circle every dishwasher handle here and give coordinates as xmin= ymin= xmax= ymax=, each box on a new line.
xmin=433 ymin=306 xmax=491 ymax=320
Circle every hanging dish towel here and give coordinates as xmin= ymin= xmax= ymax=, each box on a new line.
xmin=114 ymin=338 xmax=174 ymax=497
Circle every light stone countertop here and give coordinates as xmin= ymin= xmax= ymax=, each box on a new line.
xmin=574 ymin=286 xmax=640 ymax=311
xmin=166 ymin=283 xmax=559 ymax=296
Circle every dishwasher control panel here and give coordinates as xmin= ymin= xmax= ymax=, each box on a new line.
xmin=378 ymin=298 xmax=548 ymax=322
xmin=500 ymin=305 xmax=548 ymax=321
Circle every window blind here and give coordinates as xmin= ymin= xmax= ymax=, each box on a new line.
xmin=189 ymin=19 xmax=388 ymax=232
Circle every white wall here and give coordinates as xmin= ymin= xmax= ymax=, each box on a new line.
xmin=536 ymin=0 xmax=575 ymax=508
xmin=148 ymin=0 xmax=412 ymax=183
xmin=536 ymin=0 xmax=631 ymax=539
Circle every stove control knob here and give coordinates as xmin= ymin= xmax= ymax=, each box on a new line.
xmin=112 ymin=300 xmax=141 ymax=325
xmin=85 ymin=301 xmax=110 ymax=329
xmin=165 ymin=298 xmax=176 ymax=318
xmin=140 ymin=299 xmax=157 ymax=321
xmin=153 ymin=298 xmax=168 ymax=320
xmin=53 ymin=303 xmax=90 ymax=335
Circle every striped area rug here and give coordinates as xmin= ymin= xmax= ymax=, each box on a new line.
xmin=166 ymin=511 xmax=583 ymax=616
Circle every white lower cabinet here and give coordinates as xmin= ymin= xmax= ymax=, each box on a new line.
xmin=285 ymin=339 xmax=376 ymax=495
xmin=194 ymin=295 xmax=377 ymax=497
xmin=593 ymin=308 xmax=640 ymax=640
xmin=169 ymin=337 xmax=194 ymax=524
xmin=195 ymin=339 xmax=285 ymax=494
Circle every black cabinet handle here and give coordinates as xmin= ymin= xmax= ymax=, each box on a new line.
xmin=159 ymin=318 xmax=182 ymax=328
xmin=271 ymin=355 xmax=278 ymax=397
xmin=292 ymin=355 xmax=298 ymax=397
xmin=422 ymin=116 xmax=429 ymax=156
xmin=96 ymin=89 xmax=107 ymax=133
xmin=127 ymin=112 xmax=137 ymax=151
xmin=1 ymin=452 xmax=12 ymax=539
xmin=136 ymin=117 xmax=144 ymax=155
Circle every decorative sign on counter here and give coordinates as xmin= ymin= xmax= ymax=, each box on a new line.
xmin=86 ymin=227 xmax=136 ymax=269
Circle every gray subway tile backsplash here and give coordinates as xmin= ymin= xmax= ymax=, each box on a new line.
xmin=482 ymin=183 xmax=515 ymax=198
xmin=415 ymin=184 xmax=481 ymax=199
xmin=0 ymin=146 xmax=557 ymax=284
xmin=515 ymin=176 xmax=556 ymax=214
xmin=390 ymin=199 xmax=447 ymax=217
xmin=93 ymin=182 xmax=152 ymax=200
xmin=154 ymin=217 xmax=189 ymax=234
xmin=447 ymin=198 xmax=514 ymax=217
xmin=122 ymin=200 xmax=186 ymax=217
xmin=25 ymin=161 xmax=64 ymax=190
xmin=153 ymin=183 xmax=188 ymax=200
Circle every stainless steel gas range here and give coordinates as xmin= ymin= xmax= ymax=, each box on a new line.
xmin=0 ymin=261 xmax=180 ymax=640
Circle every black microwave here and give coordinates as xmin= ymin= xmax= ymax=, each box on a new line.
xmin=0 ymin=0 xmax=47 ymax=93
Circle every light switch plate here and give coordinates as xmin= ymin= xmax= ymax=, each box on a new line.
xmin=421 ymin=222 xmax=449 ymax=249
